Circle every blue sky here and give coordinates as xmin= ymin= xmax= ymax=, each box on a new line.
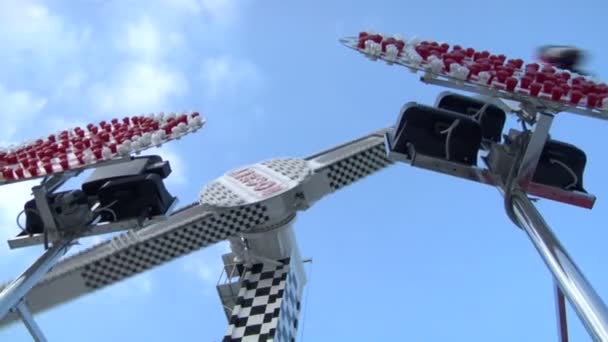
xmin=0 ymin=0 xmax=607 ymax=340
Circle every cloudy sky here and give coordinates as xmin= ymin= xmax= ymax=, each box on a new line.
xmin=0 ymin=0 xmax=607 ymax=341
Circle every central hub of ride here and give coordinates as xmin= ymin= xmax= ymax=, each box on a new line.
xmin=199 ymin=158 xmax=314 ymax=232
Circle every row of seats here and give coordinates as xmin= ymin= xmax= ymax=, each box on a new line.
xmin=390 ymin=93 xmax=503 ymax=167
xmin=22 ymin=155 xmax=175 ymax=235
xmin=387 ymin=93 xmax=587 ymax=192
xmin=355 ymin=32 xmax=608 ymax=110
xmin=0 ymin=112 xmax=203 ymax=183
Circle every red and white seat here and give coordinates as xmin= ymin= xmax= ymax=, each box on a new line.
xmin=0 ymin=112 xmax=205 ymax=184
xmin=350 ymin=32 xmax=608 ymax=112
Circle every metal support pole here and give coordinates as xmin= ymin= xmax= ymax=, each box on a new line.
xmin=32 ymin=185 xmax=59 ymax=246
xmin=555 ymin=283 xmax=569 ymax=342
xmin=14 ymin=301 xmax=47 ymax=342
xmin=0 ymin=239 xmax=72 ymax=320
xmin=516 ymin=112 xmax=553 ymax=186
xmin=510 ymin=190 xmax=608 ymax=341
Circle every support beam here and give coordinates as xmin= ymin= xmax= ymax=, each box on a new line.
xmin=516 ymin=112 xmax=553 ymax=186
xmin=14 ymin=301 xmax=47 ymax=342
xmin=510 ymin=190 xmax=608 ymax=341
xmin=0 ymin=239 xmax=72 ymax=320
xmin=32 ymin=185 xmax=60 ymax=245
xmin=555 ymin=284 xmax=569 ymax=342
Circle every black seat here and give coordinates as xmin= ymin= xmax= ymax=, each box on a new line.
xmin=97 ymin=173 xmax=175 ymax=222
xmin=532 ymin=140 xmax=587 ymax=192
xmin=82 ymin=155 xmax=171 ymax=197
xmin=436 ymin=93 xmax=506 ymax=144
xmin=390 ymin=102 xmax=482 ymax=166
xmin=22 ymin=190 xmax=90 ymax=236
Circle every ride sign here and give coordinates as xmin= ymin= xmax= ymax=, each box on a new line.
xmin=228 ymin=167 xmax=287 ymax=198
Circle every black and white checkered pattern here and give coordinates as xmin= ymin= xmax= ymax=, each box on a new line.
xmin=199 ymin=181 xmax=247 ymax=207
xmin=224 ymin=258 xmax=301 ymax=342
xmin=274 ymin=259 xmax=300 ymax=342
xmin=81 ymin=204 xmax=269 ymax=289
xmin=325 ymin=143 xmax=393 ymax=190
xmin=261 ymin=159 xmax=311 ymax=181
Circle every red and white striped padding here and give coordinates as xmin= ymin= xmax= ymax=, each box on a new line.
xmin=0 ymin=112 xmax=205 ymax=184
xmin=345 ymin=32 xmax=608 ymax=113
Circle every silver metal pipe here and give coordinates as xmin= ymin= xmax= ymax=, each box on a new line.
xmin=511 ymin=191 xmax=608 ymax=341
xmin=555 ymin=283 xmax=570 ymax=342
xmin=15 ymin=301 xmax=47 ymax=342
xmin=0 ymin=239 xmax=71 ymax=320
xmin=516 ymin=112 xmax=553 ymax=185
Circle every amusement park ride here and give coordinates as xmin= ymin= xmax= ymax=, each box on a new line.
xmin=0 ymin=31 xmax=607 ymax=342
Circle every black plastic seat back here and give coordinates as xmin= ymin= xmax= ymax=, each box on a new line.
xmin=23 ymin=198 xmax=43 ymax=235
xmin=97 ymin=173 xmax=174 ymax=222
xmin=82 ymin=155 xmax=170 ymax=196
xmin=532 ymin=140 xmax=587 ymax=192
xmin=436 ymin=93 xmax=506 ymax=144
xmin=22 ymin=190 xmax=89 ymax=235
xmin=390 ymin=103 xmax=482 ymax=166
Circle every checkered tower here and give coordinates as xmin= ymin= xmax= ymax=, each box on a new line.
xmin=219 ymin=222 xmax=306 ymax=342
xmin=223 ymin=258 xmax=302 ymax=341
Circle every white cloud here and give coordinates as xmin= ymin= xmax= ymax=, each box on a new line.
xmin=197 ymin=0 xmax=239 ymax=23
xmin=52 ymin=71 xmax=88 ymax=100
xmin=0 ymin=0 xmax=60 ymax=49
xmin=87 ymin=12 xmax=192 ymax=116
xmin=160 ymin=0 xmax=239 ymax=25
xmin=0 ymin=0 xmax=83 ymax=62
xmin=90 ymin=62 xmax=188 ymax=115
xmin=124 ymin=17 xmax=163 ymax=59
xmin=202 ymin=55 xmax=264 ymax=100
xmin=0 ymin=84 xmax=48 ymax=139
xmin=117 ymin=16 xmax=184 ymax=62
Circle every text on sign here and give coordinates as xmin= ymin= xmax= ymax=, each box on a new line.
xmin=229 ymin=168 xmax=286 ymax=197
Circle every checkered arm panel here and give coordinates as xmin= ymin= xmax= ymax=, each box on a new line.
xmin=224 ymin=258 xmax=302 ymax=342
xmin=0 ymin=204 xmax=270 ymax=328
xmin=324 ymin=143 xmax=392 ymax=190
xmin=80 ymin=204 xmax=269 ymax=289
xmin=306 ymin=128 xmax=394 ymax=191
